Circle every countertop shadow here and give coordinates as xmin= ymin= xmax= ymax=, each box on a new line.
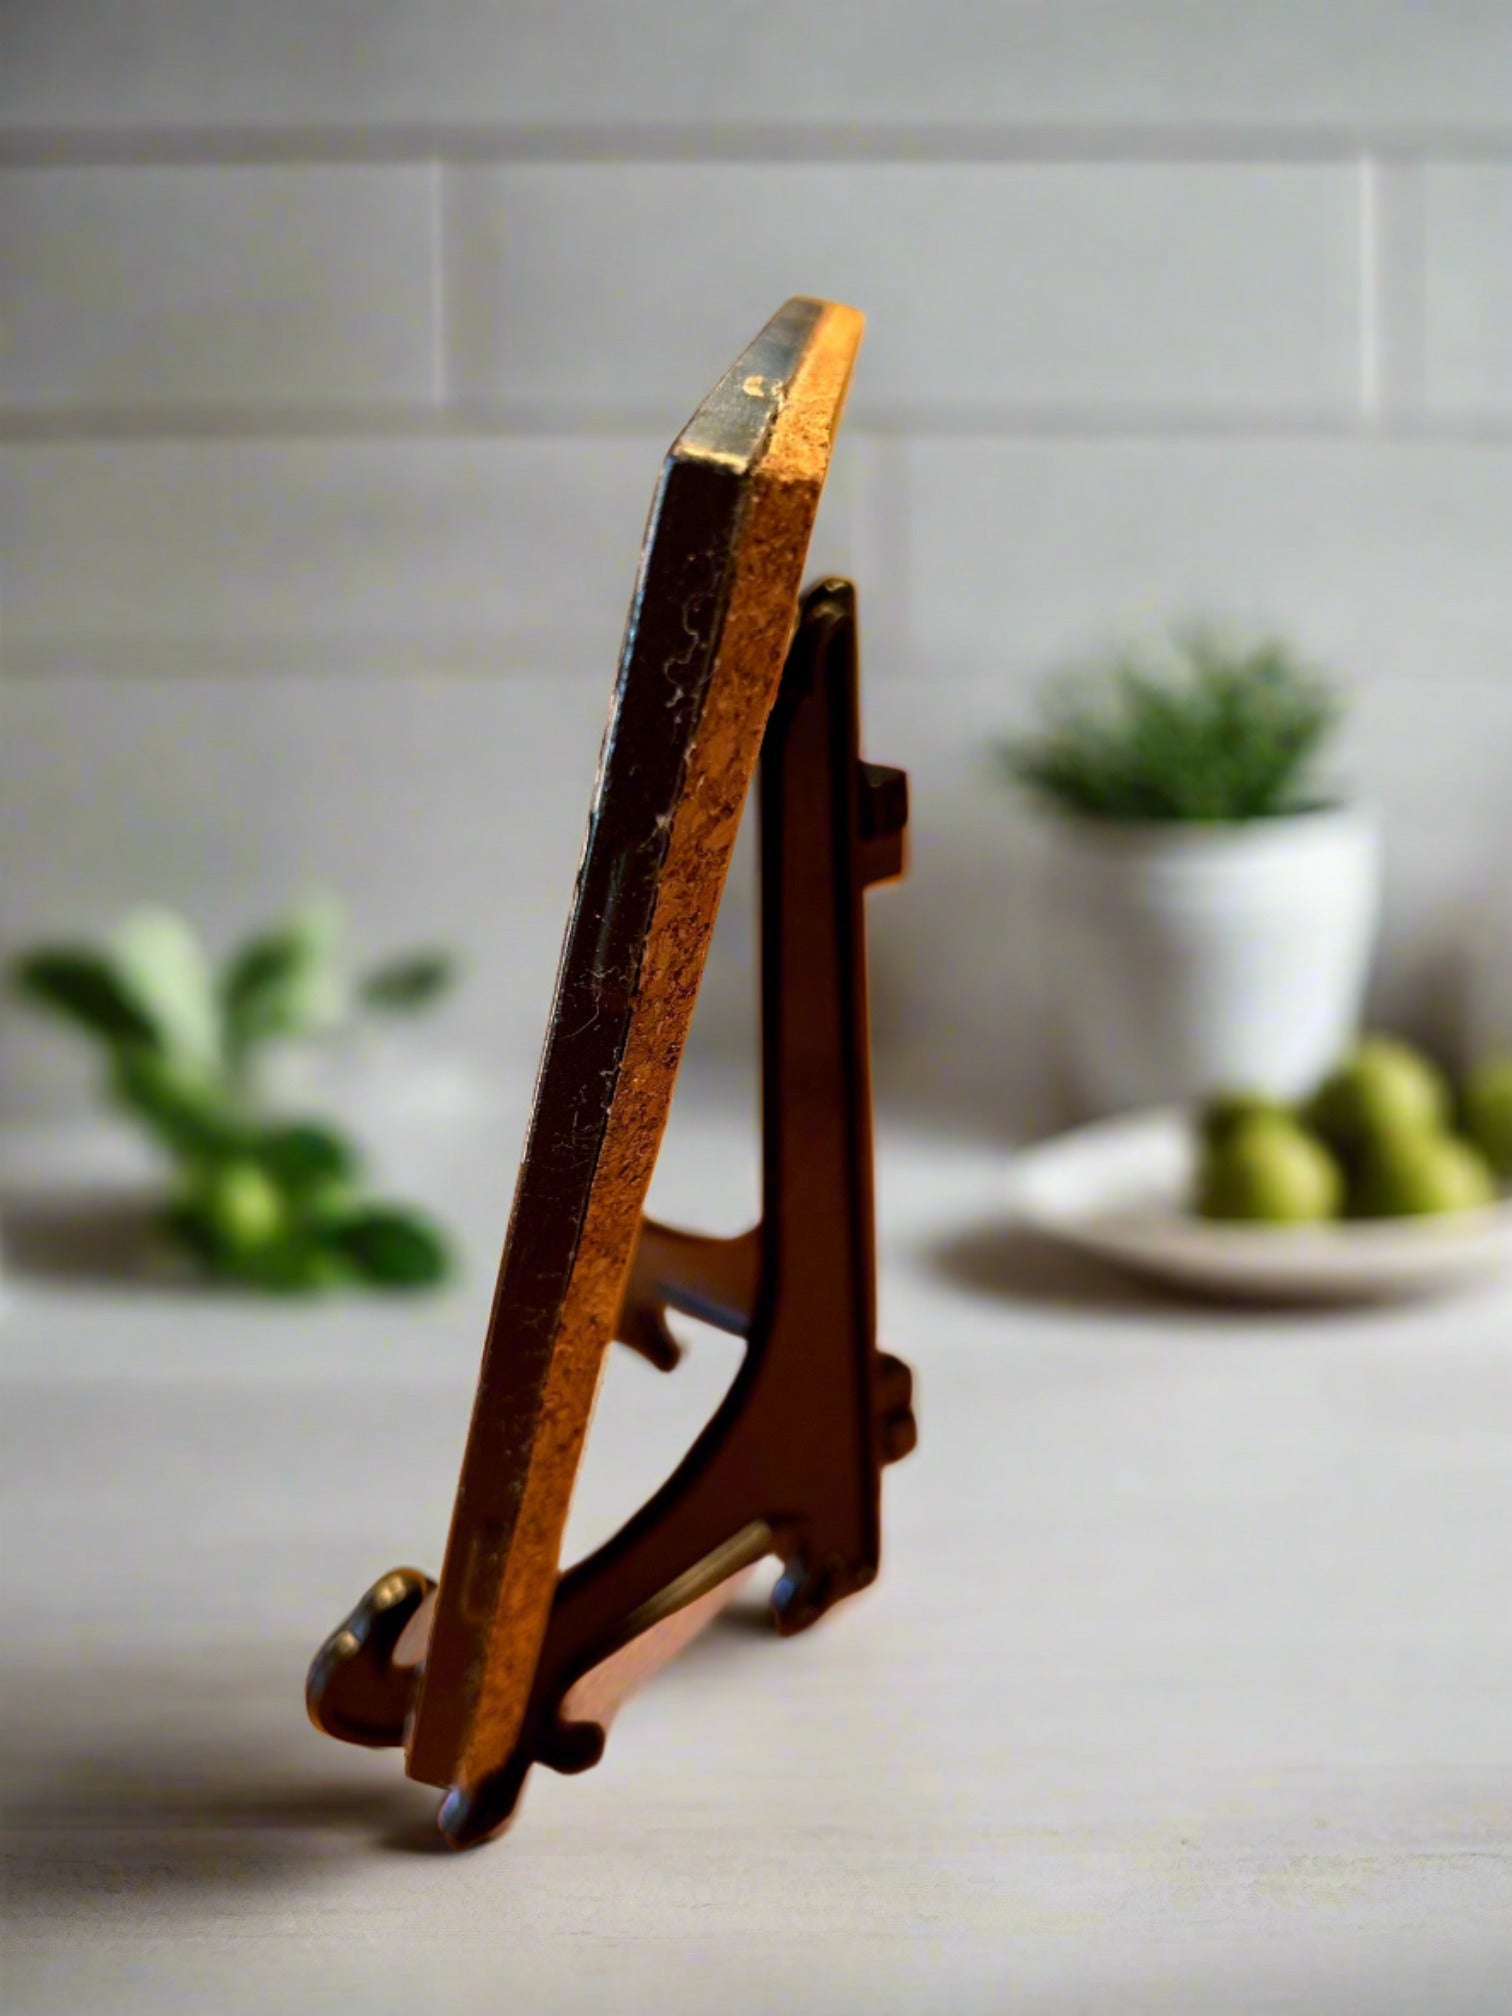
xmin=0 ymin=1651 xmax=442 ymax=1901
xmin=928 ymin=1218 xmax=1166 ymax=1312
xmin=0 ymin=1186 xmax=178 ymax=1289
xmin=926 ymin=1217 xmax=1381 ymax=1327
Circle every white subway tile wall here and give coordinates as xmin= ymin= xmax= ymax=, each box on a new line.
xmin=873 ymin=441 xmax=1512 ymax=681
xmin=1425 ymin=164 xmax=1512 ymax=415
xmin=4 ymin=438 xmax=672 ymax=660
xmin=1 ymin=673 xmax=617 ymax=1119
xmin=3 ymin=5 xmax=1509 ymax=1128
xmin=445 ymin=163 xmax=1364 ymax=419
xmin=0 ymin=166 xmax=442 ymax=410
xmin=5 ymin=3 xmax=1511 ymax=131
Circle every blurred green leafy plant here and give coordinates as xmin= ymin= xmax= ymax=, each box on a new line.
xmin=999 ymin=626 xmax=1342 ymax=822
xmin=12 ymin=900 xmax=456 ymax=1292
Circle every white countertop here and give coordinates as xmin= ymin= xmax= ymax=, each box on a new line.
xmin=3 ymin=1097 xmax=1510 ymax=2013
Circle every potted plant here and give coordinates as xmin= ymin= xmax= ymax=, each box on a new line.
xmin=1000 ymin=626 xmax=1380 ymax=1114
xmin=11 ymin=899 xmax=457 ymax=1291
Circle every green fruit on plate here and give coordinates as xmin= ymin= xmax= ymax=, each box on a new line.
xmin=1307 ymin=1035 xmax=1451 ymax=1153
xmin=1200 ymin=1091 xmax=1292 ymax=1149
xmin=1463 ymin=1056 xmax=1512 ymax=1180
xmin=1197 ymin=1114 xmax=1344 ymax=1224
xmin=1351 ymin=1129 xmax=1496 ymax=1219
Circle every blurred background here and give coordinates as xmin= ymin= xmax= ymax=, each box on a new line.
xmin=3 ymin=1 xmax=1510 ymax=1143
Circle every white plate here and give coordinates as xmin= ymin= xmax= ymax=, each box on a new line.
xmin=1006 ymin=1108 xmax=1512 ymax=1303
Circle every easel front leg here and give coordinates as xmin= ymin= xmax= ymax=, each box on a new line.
xmin=306 ymin=1568 xmax=436 ymax=1748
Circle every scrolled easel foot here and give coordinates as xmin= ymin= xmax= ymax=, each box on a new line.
xmin=306 ymin=1566 xmax=435 ymax=1749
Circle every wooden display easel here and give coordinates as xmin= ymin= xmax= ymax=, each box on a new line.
xmin=306 ymin=301 xmax=915 ymax=1849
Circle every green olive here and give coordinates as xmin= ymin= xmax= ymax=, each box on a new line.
xmin=1307 ymin=1036 xmax=1451 ymax=1154
xmin=1199 ymin=1090 xmax=1292 ymax=1150
xmin=1463 ymin=1056 xmax=1512 ymax=1181
xmin=1351 ymin=1130 xmax=1496 ymax=1218
xmin=1197 ymin=1114 xmax=1344 ymax=1223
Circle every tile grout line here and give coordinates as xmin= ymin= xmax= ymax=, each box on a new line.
xmin=3 ymin=122 xmax=1512 ymax=170
xmin=4 ymin=405 xmax=1509 ymax=446
xmin=428 ymin=159 xmax=450 ymax=410
xmin=1360 ymin=156 xmax=1382 ymax=424
xmin=6 ymin=643 xmax=1511 ymax=689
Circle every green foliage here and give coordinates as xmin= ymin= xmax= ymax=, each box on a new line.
xmin=220 ymin=896 xmax=346 ymax=1080
xmin=1000 ymin=627 xmax=1342 ymax=823
xmin=255 ymin=1120 xmax=358 ymax=1196
xmin=360 ymin=951 xmax=455 ymax=1013
xmin=14 ymin=949 xmax=161 ymax=1048
xmin=11 ymin=899 xmax=457 ymax=1296
xmin=110 ymin=1047 xmax=253 ymax=1158
xmin=324 ymin=1204 xmax=450 ymax=1288
xmin=113 ymin=908 xmax=220 ymax=1066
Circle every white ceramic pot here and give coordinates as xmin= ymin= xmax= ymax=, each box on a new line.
xmin=1040 ymin=805 xmax=1381 ymax=1114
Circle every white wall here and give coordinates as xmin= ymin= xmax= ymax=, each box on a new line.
xmin=4 ymin=4 xmax=1511 ymax=1133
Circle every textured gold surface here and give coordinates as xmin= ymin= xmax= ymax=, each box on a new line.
xmin=407 ymin=300 xmax=862 ymax=1794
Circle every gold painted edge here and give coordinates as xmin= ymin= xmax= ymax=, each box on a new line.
xmin=447 ymin=302 xmax=862 ymax=1790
